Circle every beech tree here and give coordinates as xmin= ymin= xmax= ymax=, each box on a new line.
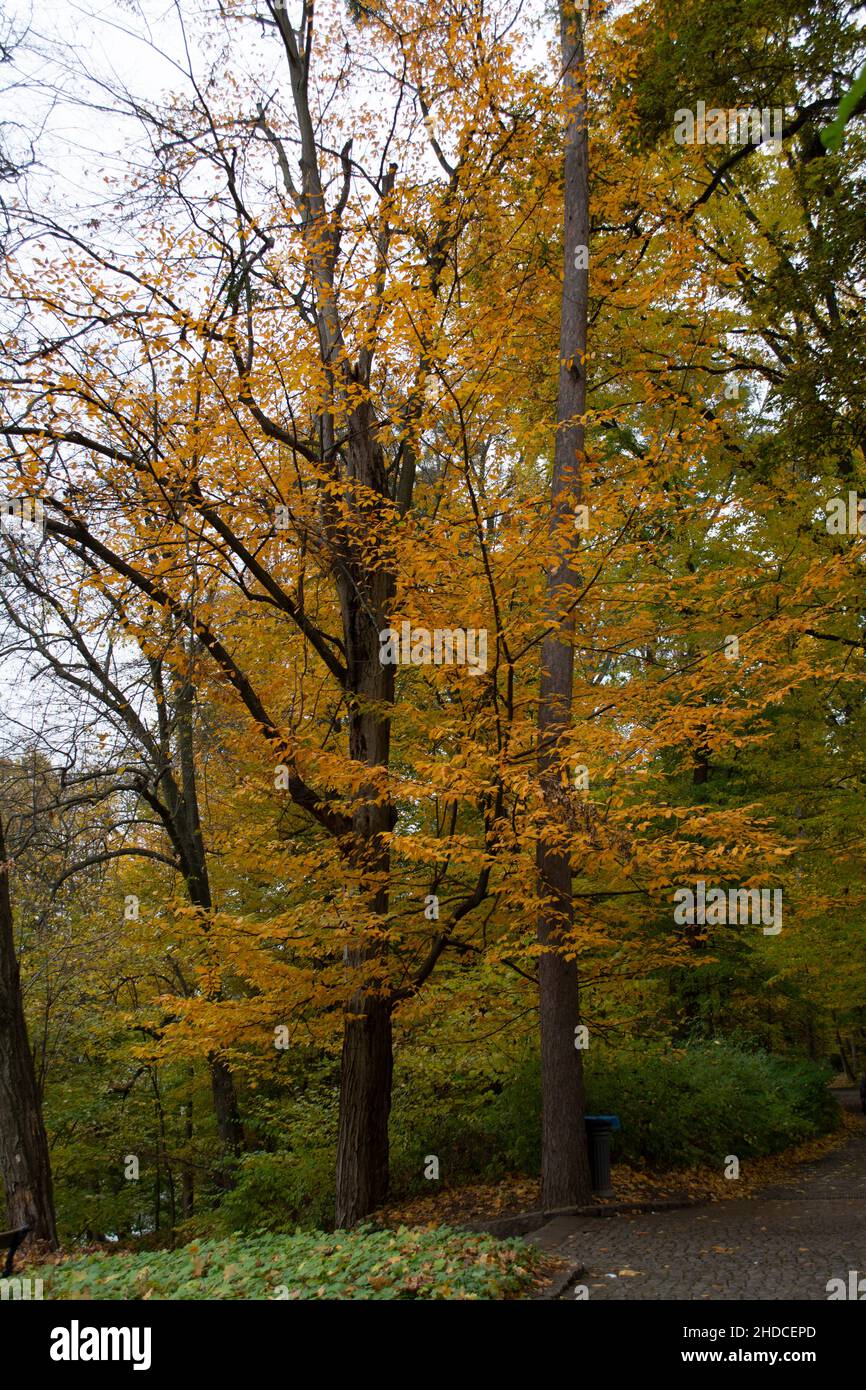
xmin=0 ymin=0 xmax=549 ymax=1225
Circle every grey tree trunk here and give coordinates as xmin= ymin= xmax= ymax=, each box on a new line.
xmin=536 ymin=0 xmax=593 ymax=1209
xmin=172 ymin=670 xmax=244 ymax=1180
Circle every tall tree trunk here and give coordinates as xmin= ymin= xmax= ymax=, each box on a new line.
xmin=0 ymin=816 xmax=58 ymax=1246
xmin=334 ymin=436 xmax=396 ymax=1229
xmin=335 ymin=992 xmax=393 ymax=1226
xmin=333 ymin=584 xmax=395 ymax=1227
xmin=847 ymin=1035 xmax=859 ymax=1077
xmin=150 ymin=1066 xmax=176 ymax=1230
xmin=180 ymin=1074 xmax=195 ymax=1221
xmin=833 ymin=1019 xmax=854 ymax=1081
xmin=536 ymin=0 xmax=592 ymax=1209
xmin=208 ymin=1054 xmax=243 ymax=1181
xmin=173 ymin=669 xmax=243 ymax=1182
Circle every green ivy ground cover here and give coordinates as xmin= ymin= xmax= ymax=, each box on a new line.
xmin=35 ymin=1225 xmax=542 ymax=1300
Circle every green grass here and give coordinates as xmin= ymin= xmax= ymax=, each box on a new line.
xmin=35 ymin=1225 xmax=543 ymax=1300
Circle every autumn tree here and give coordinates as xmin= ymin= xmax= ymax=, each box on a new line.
xmin=0 ymin=0 xmax=556 ymax=1224
xmin=2 ymin=0 xmax=860 ymax=1242
xmin=0 ymin=542 xmax=247 ymax=1183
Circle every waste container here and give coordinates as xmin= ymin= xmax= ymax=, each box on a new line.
xmin=584 ymin=1114 xmax=620 ymax=1197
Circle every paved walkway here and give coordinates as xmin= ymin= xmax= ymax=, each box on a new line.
xmin=531 ymin=1090 xmax=866 ymax=1300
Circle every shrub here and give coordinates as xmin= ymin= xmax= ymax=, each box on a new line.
xmin=35 ymin=1226 xmax=542 ymax=1300
xmin=201 ymin=1150 xmax=335 ymax=1235
xmin=484 ymin=1041 xmax=840 ymax=1172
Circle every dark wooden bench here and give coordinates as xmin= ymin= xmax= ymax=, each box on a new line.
xmin=0 ymin=1227 xmax=29 ymax=1277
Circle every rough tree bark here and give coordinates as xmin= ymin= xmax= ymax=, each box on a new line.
xmin=333 ymin=413 xmax=397 ymax=1228
xmin=536 ymin=0 xmax=593 ymax=1209
xmin=0 ymin=815 xmax=58 ymax=1246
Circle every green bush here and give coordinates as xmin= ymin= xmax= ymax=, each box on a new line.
xmin=483 ymin=1041 xmax=840 ymax=1172
xmin=36 ymin=1226 xmax=542 ymax=1300
xmin=389 ymin=1105 xmax=506 ymax=1194
xmin=208 ymin=1149 xmax=337 ymax=1235
xmin=152 ymin=1041 xmax=841 ymax=1241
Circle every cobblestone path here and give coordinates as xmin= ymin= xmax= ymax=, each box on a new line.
xmin=531 ymin=1090 xmax=866 ymax=1300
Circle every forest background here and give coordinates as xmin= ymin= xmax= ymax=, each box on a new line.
xmin=0 ymin=0 xmax=864 ymax=1256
